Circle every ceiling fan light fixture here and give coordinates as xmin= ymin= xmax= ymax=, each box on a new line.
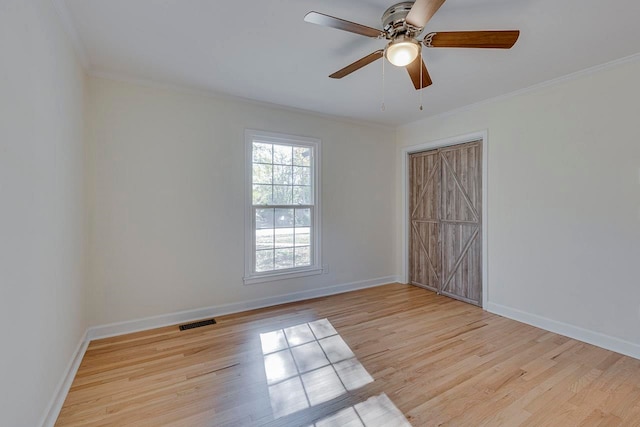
xmin=385 ymin=36 xmax=420 ymax=67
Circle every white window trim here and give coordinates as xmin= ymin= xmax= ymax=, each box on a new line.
xmin=243 ymin=129 xmax=322 ymax=285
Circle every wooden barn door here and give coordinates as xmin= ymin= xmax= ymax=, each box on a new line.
xmin=439 ymin=142 xmax=482 ymax=305
xmin=409 ymin=151 xmax=441 ymax=292
xmin=409 ymin=141 xmax=482 ymax=306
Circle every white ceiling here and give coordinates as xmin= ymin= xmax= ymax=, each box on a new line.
xmin=63 ymin=0 xmax=640 ymax=126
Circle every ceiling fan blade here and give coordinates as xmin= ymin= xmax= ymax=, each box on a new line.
xmin=406 ymin=56 xmax=433 ymax=90
xmin=424 ymin=31 xmax=520 ymax=48
xmin=329 ymin=50 xmax=384 ymax=79
xmin=304 ymin=11 xmax=383 ymax=38
xmin=405 ymin=0 xmax=447 ymax=29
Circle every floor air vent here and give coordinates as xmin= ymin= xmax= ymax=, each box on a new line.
xmin=179 ymin=318 xmax=216 ymax=331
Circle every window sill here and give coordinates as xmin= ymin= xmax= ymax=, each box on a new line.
xmin=243 ymin=267 xmax=323 ymax=285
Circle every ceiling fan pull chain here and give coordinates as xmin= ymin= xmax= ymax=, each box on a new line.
xmin=419 ymin=49 xmax=424 ymax=111
xmin=381 ymin=48 xmax=386 ymax=112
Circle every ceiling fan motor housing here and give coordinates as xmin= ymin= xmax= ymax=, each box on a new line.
xmin=382 ymin=1 xmax=423 ymax=39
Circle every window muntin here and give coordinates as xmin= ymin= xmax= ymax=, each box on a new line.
xmin=254 ymin=207 xmax=312 ymax=271
xmin=252 ymin=143 xmax=313 ymax=206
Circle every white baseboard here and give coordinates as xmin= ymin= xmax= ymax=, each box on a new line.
xmin=38 ymin=331 xmax=90 ymax=427
xmin=87 ymin=276 xmax=400 ymax=340
xmin=486 ymin=302 xmax=640 ymax=360
xmin=39 ymin=277 xmax=399 ymax=426
xmin=42 ymin=283 xmax=639 ymax=426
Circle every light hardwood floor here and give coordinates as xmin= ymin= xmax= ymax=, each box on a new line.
xmin=56 ymin=284 xmax=640 ymax=426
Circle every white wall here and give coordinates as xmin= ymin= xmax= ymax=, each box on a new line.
xmin=0 ymin=1 xmax=87 ymax=426
xmin=86 ymin=76 xmax=396 ymax=327
xmin=397 ymin=57 xmax=640 ymax=351
xmin=3 ymin=3 xmax=636 ymax=423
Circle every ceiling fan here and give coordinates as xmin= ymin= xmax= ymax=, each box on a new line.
xmin=304 ymin=0 xmax=520 ymax=90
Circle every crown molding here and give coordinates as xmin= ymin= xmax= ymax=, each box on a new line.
xmin=412 ymin=51 xmax=640 ymax=125
xmin=88 ymin=69 xmax=396 ymax=132
xmin=91 ymin=51 xmax=640 ymax=131
xmin=50 ymin=0 xmax=90 ymax=69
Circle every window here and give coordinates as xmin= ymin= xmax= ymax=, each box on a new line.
xmin=244 ymin=130 xmax=321 ymax=284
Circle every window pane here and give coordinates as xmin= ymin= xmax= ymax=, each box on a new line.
xmin=275 ymin=248 xmax=294 ymax=270
xmin=273 ymin=165 xmax=293 ymax=185
xmin=295 ymin=209 xmax=311 ymax=227
xmin=253 ymin=184 xmax=273 ymax=205
xmin=256 ymin=228 xmax=274 ymax=250
xmin=275 ymin=228 xmax=294 ymax=248
xmin=295 ymin=246 xmax=311 ymax=267
xmin=273 ymin=185 xmax=293 ymax=205
xmin=253 ymin=163 xmax=272 ymax=185
xmin=293 ymin=166 xmax=310 ymax=186
xmin=273 ymin=144 xmax=293 ymax=165
xmin=253 ymin=143 xmax=272 ymax=164
xmin=295 ymin=227 xmax=310 ymax=246
xmin=274 ymin=208 xmax=294 ymax=228
xmin=293 ymin=147 xmax=311 ymax=166
xmin=256 ymin=249 xmax=274 ymax=272
xmin=256 ymin=208 xmax=275 ymax=229
xmin=293 ymin=186 xmax=311 ymax=205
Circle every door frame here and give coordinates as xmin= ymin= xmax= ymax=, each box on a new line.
xmin=400 ymin=130 xmax=489 ymax=308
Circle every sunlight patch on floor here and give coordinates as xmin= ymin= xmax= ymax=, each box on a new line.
xmin=307 ymin=393 xmax=412 ymax=427
xmin=260 ymin=318 xmax=375 ymax=419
